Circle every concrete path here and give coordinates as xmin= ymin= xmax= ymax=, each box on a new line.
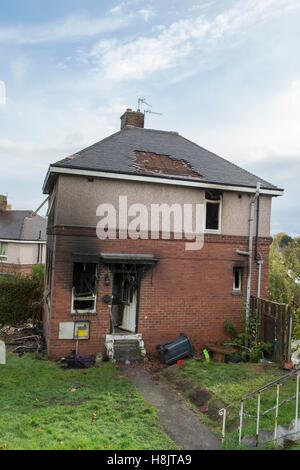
xmin=123 ymin=368 xmax=220 ymax=450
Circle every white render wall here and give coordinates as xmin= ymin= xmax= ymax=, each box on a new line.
xmin=5 ymin=242 xmax=46 ymax=265
xmin=54 ymin=174 xmax=273 ymax=237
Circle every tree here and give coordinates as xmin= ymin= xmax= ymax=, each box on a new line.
xmin=268 ymin=241 xmax=295 ymax=304
xmin=269 ymin=236 xmax=300 ymax=338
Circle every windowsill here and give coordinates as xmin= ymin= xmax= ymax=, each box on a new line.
xmin=71 ymin=311 xmax=96 ymax=315
xmin=204 ymin=229 xmax=221 ymax=234
xmin=231 ymin=291 xmax=242 ymax=296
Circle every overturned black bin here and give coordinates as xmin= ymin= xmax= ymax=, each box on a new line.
xmin=156 ymin=334 xmax=193 ymax=365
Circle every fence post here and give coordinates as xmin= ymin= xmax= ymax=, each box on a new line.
xmin=219 ymin=408 xmax=227 ymax=444
xmin=238 ymin=400 xmax=244 ymax=445
xmin=274 ymin=384 xmax=281 ymax=441
xmin=296 ymin=373 xmax=299 ymax=434
xmin=256 ymin=392 xmax=261 ymax=447
xmin=288 ymin=309 xmax=293 ymax=362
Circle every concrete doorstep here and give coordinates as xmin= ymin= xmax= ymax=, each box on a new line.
xmin=123 ymin=368 xmax=220 ymax=451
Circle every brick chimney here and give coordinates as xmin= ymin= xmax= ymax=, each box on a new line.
xmin=0 ymin=195 xmax=7 ymax=211
xmin=120 ymin=108 xmax=144 ymax=130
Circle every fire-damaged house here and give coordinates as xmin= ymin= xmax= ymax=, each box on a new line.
xmin=42 ymin=109 xmax=283 ymax=360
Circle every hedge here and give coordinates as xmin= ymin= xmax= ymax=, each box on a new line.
xmin=0 ymin=265 xmax=44 ymax=325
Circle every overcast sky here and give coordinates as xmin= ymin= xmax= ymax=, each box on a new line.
xmin=0 ymin=0 xmax=299 ymax=235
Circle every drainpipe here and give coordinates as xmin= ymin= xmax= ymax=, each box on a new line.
xmin=236 ymin=182 xmax=261 ymax=343
xmin=257 ymin=258 xmax=264 ymax=298
xmin=255 ymin=194 xmax=260 ymax=260
xmin=255 ymin=192 xmax=264 ymax=298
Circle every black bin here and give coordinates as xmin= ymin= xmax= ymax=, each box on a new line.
xmin=156 ymin=333 xmax=193 ymax=365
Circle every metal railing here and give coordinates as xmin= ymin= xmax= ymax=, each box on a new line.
xmin=219 ymin=367 xmax=300 ymax=447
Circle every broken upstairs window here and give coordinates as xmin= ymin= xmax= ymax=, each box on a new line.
xmin=205 ymin=191 xmax=222 ymax=231
xmin=72 ymin=263 xmax=98 ymax=313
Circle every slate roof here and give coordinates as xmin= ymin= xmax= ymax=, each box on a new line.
xmin=48 ymin=127 xmax=281 ymax=191
xmin=0 ymin=211 xmax=47 ymax=241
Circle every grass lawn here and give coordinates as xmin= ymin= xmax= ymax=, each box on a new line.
xmin=159 ymin=360 xmax=299 ymax=450
xmin=0 ymin=353 xmax=177 ymax=450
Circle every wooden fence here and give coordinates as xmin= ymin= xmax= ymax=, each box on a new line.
xmin=250 ymin=296 xmax=293 ymax=363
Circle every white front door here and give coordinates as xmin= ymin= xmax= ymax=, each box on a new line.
xmin=121 ymin=290 xmax=137 ymax=333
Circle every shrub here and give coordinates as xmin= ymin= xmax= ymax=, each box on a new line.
xmin=0 ymin=266 xmax=44 ymax=325
xmin=224 ymin=318 xmax=273 ymax=363
xmin=293 ymin=308 xmax=300 ymax=340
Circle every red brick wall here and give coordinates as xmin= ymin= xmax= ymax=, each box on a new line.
xmin=44 ymin=226 xmax=271 ymax=359
xmin=0 ymin=263 xmax=35 ymax=276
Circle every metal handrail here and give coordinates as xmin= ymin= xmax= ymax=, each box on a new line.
xmin=219 ymin=367 xmax=300 ymax=447
xmin=243 ymin=367 xmax=299 ymax=399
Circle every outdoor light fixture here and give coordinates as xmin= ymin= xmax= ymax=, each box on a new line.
xmin=104 ymin=273 xmax=111 ymax=286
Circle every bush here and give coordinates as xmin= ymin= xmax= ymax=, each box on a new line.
xmin=0 ymin=266 xmax=44 ymax=325
xmin=293 ymin=308 xmax=300 ymax=340
xmin=224 ymin=319 xmax=273 ymax=363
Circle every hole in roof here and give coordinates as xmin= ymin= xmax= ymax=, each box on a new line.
xmin=133 ymin=151 xmax=202 ymax=179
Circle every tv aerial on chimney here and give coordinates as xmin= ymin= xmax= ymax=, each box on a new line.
xmin=137 ymin=97 xmax=163 ymax=117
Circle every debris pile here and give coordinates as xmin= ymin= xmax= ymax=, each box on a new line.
xmin=59 ymin=350 xmax=95 ymax=369
xmin=0 ymin=322 xmax=44 ymax=355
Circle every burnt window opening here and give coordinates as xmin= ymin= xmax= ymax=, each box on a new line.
xmin=233 ymin=267 xmax=243 ymax=292
xmin=205 ymin=191 xmax=222 ymax=231
xmin=133 ymin=151 xmax=202 ymax=179
xmin=72 ymin=263 xmax=98 ymax=313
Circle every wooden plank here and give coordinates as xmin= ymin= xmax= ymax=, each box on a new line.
xmin=250 ymin=296 xmax=293 ymax=363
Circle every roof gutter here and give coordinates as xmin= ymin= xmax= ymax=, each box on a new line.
xmin=43 ymin=165 xmax=284 ymax=197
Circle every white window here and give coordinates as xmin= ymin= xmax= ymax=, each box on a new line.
xmin=233 ymin=267 xmax=242 ymax=292
xmin=205 ymin=191 xmax=222 ymax=232
xmin=0 ymin=242 xmax=8 ymax=262
xmin=71 ymin=263 xmax=98 ymax=314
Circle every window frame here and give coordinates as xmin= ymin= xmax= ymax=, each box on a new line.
xmin=71 ymin=263 xmax=98 ymax=315
xmin=204 ymin=194 xmax=222 ymax=233
xmin=232 ymin=267 xmax=243 ymax=293
xmin=0 ymin=241 xmax=8 ymax=262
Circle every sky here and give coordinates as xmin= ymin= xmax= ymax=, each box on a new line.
xmin=0 ymin=0 xmax=299 ymax=235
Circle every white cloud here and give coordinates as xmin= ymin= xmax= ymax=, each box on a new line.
xmin=109 ymin=4 xmax=124 ymax=15
xmin=189 ymin=1 xmax=217 ymax=12
xmin=89 ymin=17 xmax=210 ymax=80
xmin=138 ymin=8 xmax=156 ymax=22
xmin=0 ymin=81 xmax=6 ymax=105
xmin=87 ymin=0 xmax=300 ymax=81
xmin=10 ymin=57 xmax=30 ymax=84
xmin=0 ymin=11 xmax=138 ymax=44
xmin=186 ymin=79 xmax=300 ymax=168
xmin=109 ymin=0 xmax=151 ymax=15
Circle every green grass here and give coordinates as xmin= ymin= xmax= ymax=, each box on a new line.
xmin=159 ymin=360 xmax=299 ymax=450
xmin=0 ymin=354 xmax=177 ymax=450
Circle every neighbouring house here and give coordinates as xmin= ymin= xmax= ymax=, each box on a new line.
xmin=0 ymin=195 xmax=47 ymax=276
xmin=42 ymin=109 xmax=283 ymax=360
